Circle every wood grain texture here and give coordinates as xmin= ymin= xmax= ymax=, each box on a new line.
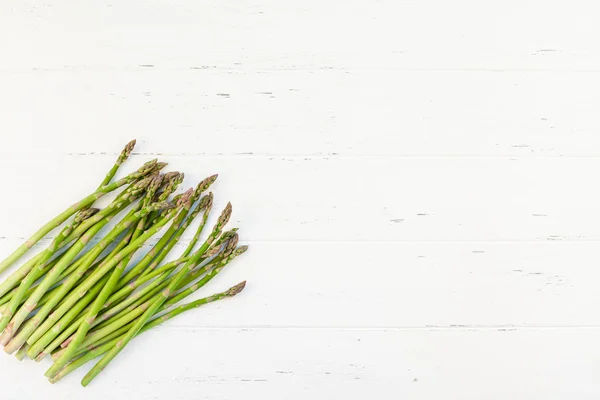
xmin=1 ymin=0 xmax=600 ymax=398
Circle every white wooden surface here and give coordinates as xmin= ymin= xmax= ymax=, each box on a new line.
xmin=1 ymin=0 xmax=600 ymax=398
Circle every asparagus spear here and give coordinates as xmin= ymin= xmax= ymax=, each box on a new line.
xmin=12 ymin=201 xmax=175 ymax=354
xmin=5 ymin=204 xmax=153 ymax=353
xmin=1 ymin=202 xmax=150 ymax=350
xmin=115 ymin=188 xmax=195 ymax=289
xmin=75 ymin=240 xmax=244 ymax=350
xmin=0 ymin=158 xmax=163 ymax=275
xmin=45 ymin=198 xmax=184 ymax=377
xmin=49 ymin=281 xmax=246 ymax=384
xmin=98 ymin=140 xmax=137 ymax=189
xmin=0 ymin=208 xmax=100 ymax=338
xmin=0 ymin=174 xmax=150 ymax=313
xmin=61 ymin=203 xmax=232 ymax=383
xmin=0 ymin=140 xmax=136 ymax=291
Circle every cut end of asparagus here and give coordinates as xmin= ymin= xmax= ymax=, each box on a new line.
xmin=226 ymin=281 xmax=247 ymax=297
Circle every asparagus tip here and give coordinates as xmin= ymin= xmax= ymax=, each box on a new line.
xmin=155 ymin=162 xmax=169 ymax=172
xmin=223 ymin=233 xmax=239 ymax=257
xmin=177 ymin=188 xmax=194 ymax=207
xmin=153 ymin=201 xmax=177 ymax=212
xmin=198 ymin=192 xmax=213 ymax=210
xmin=139 ymin=159 xmax=158 ymax=172
xmin=134 ymin=174 xmax=157 ymax=191
xmin=227 ymin=281 xmax=247 ymax=297
xmin=217 ymin=202 xmax=233 ymax=227
xmin=195 ymin=174 xmax=219 ymax=196
xmin=123 ymin=139 xmax=136 ymax=158
xmin=75 ymin=207 xmax=100 ymax=222
xmin=235 ymin=245 xmax=249 ymax=256
xmin=149 ymin=173 xmax=164 ymax=191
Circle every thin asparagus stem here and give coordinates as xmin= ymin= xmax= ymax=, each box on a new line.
xmin=118 ymin=177 xmax=216 ymax=288
xmin=99 ymin=140 xmax=136 ymax=189
xmin=2 ymin=199 xmax=171 ymax=351
xmin=50 ymin=281 xmax=246 ymax=384
xmin=85 ymin=241 xmax=244 ymax=345
xmin=14 ymin=202 xmax=174 ymax=354
xmin=116 ymin=188 xmax=195 ymax=288
xmin=45 ymin=201 xmax=182 ymax=378
xmin=0 ymin=209 xmax=100 ymax=340
xmin=0 ymin=158 xmax=162 ymax=275
xmin=23 ymin=227 xmax=137 ymax=359
xmin=68 ymin=203 xmax=232 ymax=384
xmin=180 ymin=193 xmax=215 ymax=259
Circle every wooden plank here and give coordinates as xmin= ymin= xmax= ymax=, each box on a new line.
xmin=2 ymin=328 xmax=599 ymax=398
xmin=1 ymin=70 xmax=600 ymax=157
xmin=0 ymin=155 xmax=599 ymax=242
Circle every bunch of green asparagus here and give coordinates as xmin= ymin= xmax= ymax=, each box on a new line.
xmin=0 ymin=140 xmax=247 ymax=386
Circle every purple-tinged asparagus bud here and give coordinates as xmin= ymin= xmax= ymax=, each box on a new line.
xmin=222 ymin=233 xmax=239 ymax=258
xmin=134 ymin=159 xmax=158 ymax=177
xmin=235 ymin=245 xmax=249 ymax=256
xmin=226 ymin=281 xmax=247 ymax=297
xmin=76 ymin=208 xmax=101 ymax=223
xmin=194 ymin=174 xmax=218 ymax=198
xmin=118 ymin=139 xmax=136 ymax=163
xmin=198 ymin=192 xmax=214 ymax=211
xmin=176 ymin=188 xmax=194 ymax=208
xmin=147 ymin=201 xmax=176 ymax=213
xmin=216 ymin=202 xmax=233 ymax=229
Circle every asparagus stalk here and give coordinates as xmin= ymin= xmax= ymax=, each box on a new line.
xmin=0 ymin=159 xmax=163 ymax=275
xmin=79 ymin=240 xmax=244 ymax=348
xmin=98 ymin=140 xmax=136 ymax=189
xmin=10 ymin=216 xmax=145 ymax=353
xmin=75 ymin=139 xmax=137 ymax=220
xmin=0 ymin=208 xmax=100 ymax=339
xmin=2 ymin=198 xmax=168 ymax=350
xmin=118 ymin=178 xmax=216 ymax=288
xmin=45 ymin=199 xmax=183 ymax=377
xmin=180 ymin=193 xmax=215 ymax=259
xmin=116 ymin=188 xmax=195 ymax=289
xmin=2 ymin=214 xmax=124 ymax=349
xmin=0 ymin=141 xmax=136 ymax=283
xmin=49 ymin=281 xmax=246 ymax=384
xmin=0 ymin=180 xmax=146 ymax=312
xmin=14 ymin=201 xmax=174 ymax=354
xmin=0 ymin=224 xmax=131 ymax=316
xmin=135 ymin=178 xmax=216 ymax=283
xmin=0 ymin=253 xmax=45 ymax=300
xmin=26 ymin=222 xmax=138 ymax=360
xmin=66 ymin=203 xmax=232 ymax=383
